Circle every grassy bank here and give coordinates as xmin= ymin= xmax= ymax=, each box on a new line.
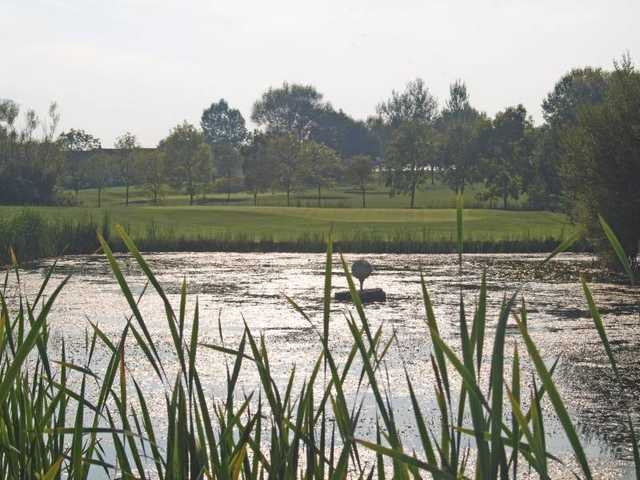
xmin=0 ymin=215 xmax=636 ymax=479
xmin=0 ymin=205 xmax=577 ymax=263
xmin=74 ymin=182 xmax=532 ymax=209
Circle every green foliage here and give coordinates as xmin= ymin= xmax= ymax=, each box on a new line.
xmin=385 ymin=121 xmax=438 ymax=208
xmin=251 ymin=82 xmax=325 ymax=139
xmin=561 ymin=55 xmax=640 ymax=268
xmin=298 ymin=141 xmax=342 ymax=206
xmin=0 ymin=99 xmax=63 ymax=204
xmin=346 ymin=154 xmax=374 ymax=208
xmin=160 ymin=122 xmax=213 ymax=205
xmin=201 ymin=98 xmax=248 ymax=147
xmin=481 ymin=104 xmax=533 ymax=209
xmin=114 ymin=131 xmax=140 ymax=207
xmin=437 ymin=82 xmax=490 ymax=194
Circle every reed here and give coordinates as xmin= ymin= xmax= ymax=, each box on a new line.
xmin=0 ymin=207 xmax=635 ymax=478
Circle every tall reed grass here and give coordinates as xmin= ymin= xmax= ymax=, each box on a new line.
xmin=0 ymin=201 xmax=636 ymax=478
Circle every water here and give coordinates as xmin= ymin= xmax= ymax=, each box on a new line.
xmin=11 ymin=251 xmax=640 ymax=478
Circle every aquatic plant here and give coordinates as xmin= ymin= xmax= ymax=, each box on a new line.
xmin=0 ymin=202 xmax=636 ymax=478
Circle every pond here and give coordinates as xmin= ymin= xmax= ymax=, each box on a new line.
xmin=12 ymin=251 xmax=640 ymax=478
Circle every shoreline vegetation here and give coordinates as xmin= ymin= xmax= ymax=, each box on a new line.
xmin=0 ymin=207 xmax=584 ymax=264
xmin=0 ymin=205 xmax=636 ymax=479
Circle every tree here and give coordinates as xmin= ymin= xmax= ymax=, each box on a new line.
xmin=536 ymin=67 xmax=610 ymax=210
xmin=0 ymin=100 xmax=62 ymax=205
xmin=252 ymin=83 xmax=325 ymax=140
xmin=114 ymin=132 xmax=139 ymax=207
xmin=299 ymin=141 xmax=342 ymax=206
xmin=242 ymin=132 xmax=276 ymax=205
xmin=136 ymin=150 xmax=166 ymax=205
xmin=87 ymin=153 xmax=110 ymax=208
xmin=376 ymin=78 xmax=439 ymax=193
xmin=384 ymin=122 xmax=437 ymax=208
xmin=376 ymin=78 xmax=438 ymax=128
xmin=160 ymin=122 xmax=212 ymax=205
xmin=58 ymin=129 xmax=102 ymax=196
xmin=482 ymin=105 xmax=532 ymax=209
xmin=265 ymin=133 xmax=303 ymax=206
xmin=437 ymin=81 xmax=489 ymax=193
xmin=561 ymin=56 xmax=640 ymax=268
xmin=307 ymin=106 xmax=380 ymax=159
xmin=347 ymin=155 xmax=374 ymax=208
xmin=214 ymin=143 xmax=241 ymax=203
xmin=201 ymin=99 xmax=247 ymax=147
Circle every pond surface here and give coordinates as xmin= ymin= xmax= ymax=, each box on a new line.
xmin=12 ymin=252 xmax=640 ymax=478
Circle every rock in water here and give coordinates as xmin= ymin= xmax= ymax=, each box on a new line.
xmin=335 ymin=288 xmax=386 ymax=304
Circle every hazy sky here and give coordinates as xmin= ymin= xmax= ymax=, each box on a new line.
xmin=2 ymin=0 xmax=638 ymax=147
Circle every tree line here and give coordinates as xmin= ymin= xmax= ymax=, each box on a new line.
xmin=1 ymin=55 xmax=638 ymax=262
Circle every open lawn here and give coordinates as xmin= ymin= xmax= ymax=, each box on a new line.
xmin=0 ymin=184 xmax=574 ymax=257
xmin=0 ymin=203 xmax=571 ymax=243
xmin=74 ymin=182 xmax=529 ymax=210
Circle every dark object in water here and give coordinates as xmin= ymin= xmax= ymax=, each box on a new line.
xmin=352 ymin=259 xmax=373 ymax=290
xmin=334 ymin=288 xmax=386 ymax=303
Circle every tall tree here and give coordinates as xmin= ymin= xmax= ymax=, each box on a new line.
xmin=385 ymin=122 xmax=437 ymax=208
xmin=376 ymin=78 xmax=439 ymax=193
xmin=114 ymin=132 xmax=139 ymax=207
xmin=482 ymin=105 xmax=533 ymax=209
xmin=58 ymin=129 xmax=102 ymax=196
xmin=266 ymin=133 xmax=303 ymax=206
xmin=437 ymin=81 xmax=489 ymax=193
xmin=347 ymin=155 xmax=374 ymax=208
xmin=308 ymin=106 xmax=380 ymax=158
xmin=242 ymin=132 xmax=276 ymax=206
xmin=0 ymin=100 xmax=62 ymax=204
xmin=214 ymin=143 xmax=241 ymax=203
xmin=561 ymin=56 xmax=640 ymax=268
xmin=136 ymin=150 xmax=166 ymax=205
xmin=537 ymin=67 xmax=610 ymax=210
xmin=299 ymin=141 xmax=342 ymax=206
xmin=376 ymin=78 xmax=438 ymax=128
xmin=201 ymin=99 xmax=247 ymax=147
xmin=87 ymin=153 xmax=110 ymax=208
xmin=160 ymin=122 xmax=212 ymax=206
xmin=252 ymin=83 xmax=325 ymax=140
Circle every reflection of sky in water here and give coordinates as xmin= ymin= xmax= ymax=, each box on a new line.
xmin=11 ymin=252 xmax=640 ymax=478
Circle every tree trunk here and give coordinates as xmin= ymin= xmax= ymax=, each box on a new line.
xmin=97 ymin=187 xmax=102 ymax=208
xmin=361 ymin=185 xmax=366 ymax=208
xmin=431 ymin=165 xmax=435 ymax=185
xmin=503 ymin=192 xmax=508 ymax=210
xmin=125 ymin=183 xmax=129 ymax=207
xmin=317 ymin=185 xmax=321 ymax=207
xmin=410 ymin=181 xmax=417 ymax=209
xmin=286 ymin=185 xmax=290 ymax=207
xmin=254 ymin=191 xmax=258 ymax=206
xmin=190 ymin=191 xmax=194 ymax=206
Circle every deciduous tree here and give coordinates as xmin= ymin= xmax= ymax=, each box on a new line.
xmin=347 ymin=155 xmax=374 ymax=208
xmin=114 ymin=132 xmax=139 ymax=207
xmin=160 ymin=122 xmax=212 ymax=206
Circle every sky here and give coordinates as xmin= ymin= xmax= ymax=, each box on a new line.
xmin=2 ymin=0 xmax=638 ymax=147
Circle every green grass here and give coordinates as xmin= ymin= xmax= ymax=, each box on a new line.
xmin=0 ymin=204 xmax=571 ymax=244
xmin=76 ymin=181 xmax=526 ymax=210
xmin=0 ymin=183 xmax=574 ymax=260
